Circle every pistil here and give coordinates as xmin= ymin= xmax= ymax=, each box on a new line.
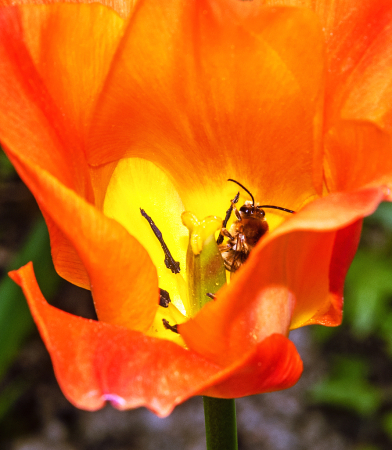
xmin=181 ymin=212 xmax=226 ymax=315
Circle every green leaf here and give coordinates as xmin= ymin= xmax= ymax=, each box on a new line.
xmin=367 ymin=202 xmax=392 ymax=231
xmin=309 ymin=356 xmax=382 ymax=417
xmin=0 ymin=376 xmax=32 ymax=423
xmin=0 ymin=217 xmax=60 ymax=379
xmin=0 ymin=149 xmax=15 ymax=178
xmin=382 ymin=411 xmax=392 ymax=441
xmin=344 ymin=251 xmax=392 ymax=338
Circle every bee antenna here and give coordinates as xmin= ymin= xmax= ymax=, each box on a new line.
xmin=227 ymin=179 xmax=255 ymax=206
xmin=258 ymin=205 xmax=295 ymax=214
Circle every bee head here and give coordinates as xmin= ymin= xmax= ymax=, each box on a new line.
xmin=239 ymin=203 xmax=265 ymax=219
xmin=227 ymin=179 xmax=295 ymax=217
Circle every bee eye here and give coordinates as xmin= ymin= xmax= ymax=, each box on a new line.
xmin=239 ymin=205 xmax=251 ymax=214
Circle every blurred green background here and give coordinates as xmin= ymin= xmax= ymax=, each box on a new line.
xmin=1 ymin=147 xmax=392 ymax=450
xmin=309 ymin=200 xmax=392 ymax=449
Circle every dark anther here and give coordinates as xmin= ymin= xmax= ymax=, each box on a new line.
xmin=159 ymin=289 xmax=171 ymax=308
xmin=140 ymin=208 xmax=181 ymax=274
xmin=217 ymin=191 xmax=240 ymax=245
xmin=206 ymin=293 xmax=216 ymax=300
xmin=162 ymin=318 xmax=179 ymax=334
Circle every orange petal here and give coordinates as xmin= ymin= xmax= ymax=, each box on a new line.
xmin=314 ymin=0 xmax=392 ymax=125
xmin=0 ymin=6 xmax=83 ymax=192
xmin=19 ymin=3 xmax=127 ymax=144
xmin=275 ymin=0 xmax=392 ymax=124
xmin=318 ymin=0 xmax=392 ymax=193
xmin=9 ymin=263 xmax=219 ymax=416
xmin=0 ymin=4 xmax=158 ymax=328
xmin=88 ymin=0 xmax=325 ymax=211
xmin=0 ymin=0 xmax=135 ymax=19
xmin=257 ymin=1 xmax=392 ymax=194
xmin=325 ymin=118 xmax=392 ymax=197
xmin=0 ymin=5 xmax=98 ymax=286
xmin=10 ymin=263 xmax=303 ymax=416
xmin=305 ymin=219 xmax=363 ymax=326
xmin=181 ymin=187 xmax=385 ymax=364
xmin=261 ymin=186 xmax=387 ymax=327
xmin=41 ymin=211 xmax=91 ymax=290
xmin=7 ymin=151 xmax=158 ymax=332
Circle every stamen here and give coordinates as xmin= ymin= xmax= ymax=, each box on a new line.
xmin=159 ymin=289 xmax=171 ymax=308
xmin=162 ymin=318 xmax=179 ymax=334
xmin=140 ymin=208 xmax=180 ymax=274
xmin=217 ymin=192 xmax=240 ymax=245
xmin=206 ymin=293 xmax=216 ymax=300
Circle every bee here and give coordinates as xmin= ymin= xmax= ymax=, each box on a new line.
xmin=218 ymin=179 xmax=295 ymax=272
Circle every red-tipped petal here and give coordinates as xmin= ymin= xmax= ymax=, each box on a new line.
xmin=8 ymin=263 xmax=219 ymax=416
xmin=10 ymin=263 xmax=303 ymax=415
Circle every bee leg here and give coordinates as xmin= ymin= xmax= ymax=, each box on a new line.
xmin=220 ymin=228 xmax=233 ymax=239
xmin=162 ymin=318 xmax=179 ymax=334
xmin=224 ymin=259 xmax=236 ymax=272
xmin=159 ymin=288 xmax=171 ymax=308
xmin=217 ymin=227 xmax=232 ymax=245
xmin=217 ymin=192 xmax=240 ymax=244
xmin=232 ymin=202 xmax=242 ymax=221
xmin=218 ymin=243 xmax=232 ymax=252
xmin=206 ymin=293 xmax=216 ymax=300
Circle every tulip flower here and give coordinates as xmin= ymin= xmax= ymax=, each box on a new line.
xmin=1 ymin=0 xmax=392 ymax=433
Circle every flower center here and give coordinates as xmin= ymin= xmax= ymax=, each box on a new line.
xmin=104 ymin=158 xmax=296 ymax=346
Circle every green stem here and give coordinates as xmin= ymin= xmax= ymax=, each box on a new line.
xmin=203 ymin=397 xmax=238 ymax=450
